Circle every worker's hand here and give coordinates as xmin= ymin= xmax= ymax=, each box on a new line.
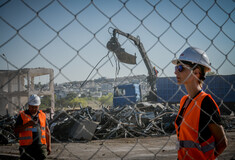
xmin=47 ymin=146 xmax=51 ymax=155
xmin=26 ymin=120 xmax=38 ymax=127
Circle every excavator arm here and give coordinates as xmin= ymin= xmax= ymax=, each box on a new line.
xmin=107 ymin=29 xmax=157 ymax=101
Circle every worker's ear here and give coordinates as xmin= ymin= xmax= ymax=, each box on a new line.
xmin=193 ymin=68 xmax=201 ymax=79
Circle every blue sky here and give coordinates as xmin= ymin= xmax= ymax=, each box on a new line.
xmin=0 ymin=0 xmax=234 ymax=84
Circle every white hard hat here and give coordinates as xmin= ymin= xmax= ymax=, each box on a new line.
xmin=28 ymin=94 xmax=41 ymax=106
xmin=172 ymin=47 xmax=211 ymax=72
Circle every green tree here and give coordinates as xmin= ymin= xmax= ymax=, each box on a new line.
xmin=55 ymin=93 xmax=73 ymax=109
xmin=98 ymin=93 xmax=113 ymax=106
xmin=69 ymin=97 xmax=88 ymax=108
xmin=66 ymin=92 xmax=77 ymax=101
xmin=40 ymin=95 xmax=51 ymax=109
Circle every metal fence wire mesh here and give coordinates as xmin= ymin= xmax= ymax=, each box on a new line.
xmin=0 ymin=0 xmax=235 ymax=159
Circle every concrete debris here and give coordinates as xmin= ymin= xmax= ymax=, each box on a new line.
xmin=1 ymin=106 xmax=235 ymax=144
xmin=49 ymin=105 xmax=235 ymax=142
xmin=0 ymin=115 xmax=17 ymax=145
xmin=70 ymin=118 xmax=99 ymax=141
xmin=49 ymin=105 xmax=176 ymax=141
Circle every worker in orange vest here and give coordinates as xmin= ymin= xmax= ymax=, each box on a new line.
xmin=172 ymin=47 xmax=228 ymax=160
xmin=15 ymin=94 xmax=51 ymax=160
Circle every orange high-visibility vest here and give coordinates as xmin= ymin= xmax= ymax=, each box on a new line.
xmin=19 ymin=110 xmax=47 ymax=146
xmin=175 ymin=91 xmax=220 ymax=160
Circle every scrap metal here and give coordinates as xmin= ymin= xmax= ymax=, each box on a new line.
xmin=0 ymin=115 xmax=17 ymax=145
xmin=0 ymin=106 xmax=234 ymax=144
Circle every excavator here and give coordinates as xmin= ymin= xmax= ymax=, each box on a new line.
xmin=106 ymin=28 xmax=158 ymax=107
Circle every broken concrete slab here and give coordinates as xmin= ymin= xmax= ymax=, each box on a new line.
xmin=69 ymin=118 xmax=99 ymax=141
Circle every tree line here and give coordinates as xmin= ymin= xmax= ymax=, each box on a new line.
xmin=40 ymin=92 xmax=113 ymax=110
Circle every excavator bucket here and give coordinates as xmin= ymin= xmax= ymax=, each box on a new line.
xmin=107 ymin=37 xmax=136 ymax=64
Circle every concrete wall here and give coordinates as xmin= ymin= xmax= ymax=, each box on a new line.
xmin=0 ymin=68 xmax=54 ymax=119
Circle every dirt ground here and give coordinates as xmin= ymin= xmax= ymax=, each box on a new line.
xmin=0 ymin=131 xmax=235 ymax=160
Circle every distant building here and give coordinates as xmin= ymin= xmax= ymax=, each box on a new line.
xmin=55 ymin=89 xmax=67 ymax=99
xmin=0 ymin=68 xmax=54 ymax=118
xmin=90 ymin=92 xmax=102 ymax=98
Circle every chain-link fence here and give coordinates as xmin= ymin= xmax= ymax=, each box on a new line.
xmin=0 ymin=0 xmax=235 ymax=159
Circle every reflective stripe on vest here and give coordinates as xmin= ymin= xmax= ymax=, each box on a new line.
xmin=19 ymin=136 xmax=31 ymax=140
xmin=24 ymin=128 xmax=34 ymax=131
xmin=25 ymin=128 xmax=37 ymax=132
xmin=177 ymin=140 xmax=215 ymax=153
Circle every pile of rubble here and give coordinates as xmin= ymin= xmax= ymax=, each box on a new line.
xmin=0 ymin=115 xmax=17 ymax=145
xmin=50 ymin=103 xmax=235 ymax=142
xmin=50 ymin=103 xmax=177 ymax=142
xmin=1 ymin=104 xmax=235 ymax=145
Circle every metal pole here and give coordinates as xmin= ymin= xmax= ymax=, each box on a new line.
xmin=2 ymin=54 xmax=9 ymax=115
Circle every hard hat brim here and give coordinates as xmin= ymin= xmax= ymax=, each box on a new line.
xmin=172 ymin=59 xmax=211 ymax=72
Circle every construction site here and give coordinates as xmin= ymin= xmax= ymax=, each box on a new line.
xmin=0 ymin=68 xmax=235 ymax=159
xmin=0 ymin=0 xmax=235 ymax=159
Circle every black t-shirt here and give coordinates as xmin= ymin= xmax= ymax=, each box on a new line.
xmin=15 ymin=110 xmax=48 ymax=145
xmin=198 ymin=95 xmax=221 ymax=143
xmin=176 ymin=93 xmax=221 ymax=143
